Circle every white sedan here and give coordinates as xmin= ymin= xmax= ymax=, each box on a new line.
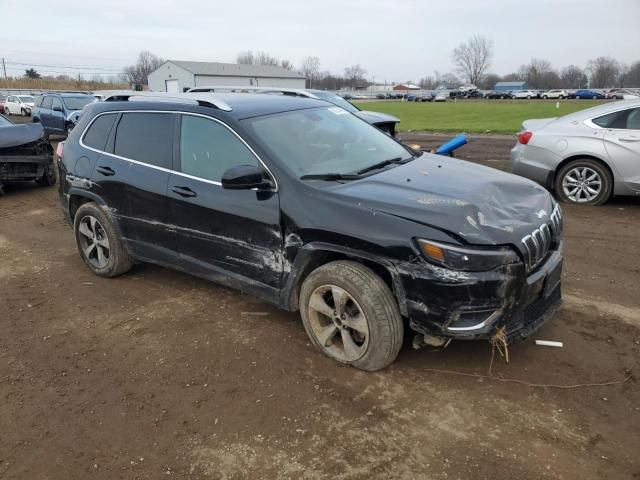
xmin=513 ymin=90 xmax=539 ymax=99
xmin=4 ymin=95 xmax=35 ymax=116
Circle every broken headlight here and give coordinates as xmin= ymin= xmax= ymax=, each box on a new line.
xmin=417 ymin=239 xmax=519 ymax=272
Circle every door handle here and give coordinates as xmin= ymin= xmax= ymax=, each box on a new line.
xmin=171 ymin=186 xmax=198 ymax=198
xmin=619 ymin=137 xmax=640 ymax=142
xmin=96 ymin=166 xmax=115 ymax=176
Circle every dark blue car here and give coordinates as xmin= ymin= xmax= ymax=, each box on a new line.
xmin=32 ymin=93 xmax=95 ymax=138
xmin=573 ymin=89 xmax=605 ymax=100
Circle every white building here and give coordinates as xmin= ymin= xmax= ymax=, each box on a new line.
xmin=148 ymin=60 xmax=306 ymax=93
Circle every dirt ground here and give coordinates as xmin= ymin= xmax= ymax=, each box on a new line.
xmin=1 ymin=130 xmax=639 ymax=480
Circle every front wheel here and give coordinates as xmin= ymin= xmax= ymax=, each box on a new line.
xmin=554 ymin=159 xmax=612 ymax=206
xmin=74 ymin=202 xmax=133 ymax=277
xmin=299 ymin=261 xmax=404 ymax=371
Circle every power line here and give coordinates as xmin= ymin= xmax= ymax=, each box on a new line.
xmin=5 ymin=61 xmax=125 ymax=73
xmin=0 ymin=48 xmax=134 ymax=64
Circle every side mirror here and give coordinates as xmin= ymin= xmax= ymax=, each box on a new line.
xmin=53 ymin=105 xmax=63 ymax=112
xmin=221 ymin=165 xmax=271 ymax=190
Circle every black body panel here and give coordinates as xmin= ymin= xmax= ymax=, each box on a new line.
xmin=58 ymin=97 xmax=563 ymax=342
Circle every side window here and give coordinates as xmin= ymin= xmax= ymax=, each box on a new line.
xmin=8 ymin=96 xmax=15 ymax=103
xmin=592 ymin=111 xmax=622 ymax=128
xmin=51 ymin=97 xmax=63 ymax=111
xmin=83 ymin=113 xmax=117 ymax=151
xmin=179 ymin=115 xmax=259 ymax=182
xmin=608 ymin=108 xmax=640 ymax=130
xmin=113 ymin=112 xmax=174 ymax=168
xmin=42 ymin=96 xmax=52 ymax=109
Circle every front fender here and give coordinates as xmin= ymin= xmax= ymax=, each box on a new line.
xmin=280 ymin=241 xmax=408 ymax=316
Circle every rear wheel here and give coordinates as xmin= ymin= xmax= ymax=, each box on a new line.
xmin=299 ymin=260 xmax=403 ymax=371
xmin=555 ymin=158 xmax=612 ymax=206
xmin=74 ymin=202 xmax=133 ymax=277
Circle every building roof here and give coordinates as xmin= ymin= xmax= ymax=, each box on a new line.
xmin=166 ymin=60 xmax=305 ymax=79
xmin=495 ymin=81 xmax=527 ymax=87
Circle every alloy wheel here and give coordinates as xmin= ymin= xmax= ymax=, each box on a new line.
xmin=307 ymin=285 xmax=369 ymax=362
xmin=562 ymin=166 xmax=602 ymax=203
xmin=78 ymin=215 xmax=110 ymax=268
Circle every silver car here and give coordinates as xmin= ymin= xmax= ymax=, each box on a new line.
xmin=511 ymin=99 xmax=640 ymax=205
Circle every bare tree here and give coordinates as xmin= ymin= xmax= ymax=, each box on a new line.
xmin=587 ymin=56 xmax=620 ymax=88
xmin=620 ymin=61 xmax=640 ymax=87
xmin=418 ymin=75 xmax=436 ymax=89
xmin=452 ymin=35 xmax=493 ymax=85
xmin=237 ymin=50 xmax=293 ymax=70
xmin=518 ymin=59 xmax=558 ymax=89
xmin=560 ymin=65 xmax=585 ymax=89
xmin=122 ymin=51 xmax=164 ymax=86
xmin=300 ymin=56 xmax=321 ymax=88
xmin=478 ymin=72 xmax=501 ymax=90
xmin=344 ymin=65 xmax=367 ymax=88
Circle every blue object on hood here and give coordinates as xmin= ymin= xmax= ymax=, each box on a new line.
xmin=436 ymin=134 xmax=468 ymax=155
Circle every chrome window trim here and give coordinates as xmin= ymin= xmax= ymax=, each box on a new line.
xmin=79 ymin=109 xmax=278 ymax=191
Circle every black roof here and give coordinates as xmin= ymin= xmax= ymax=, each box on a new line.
xmin=86 ymin=93 xmax=328 ymax=120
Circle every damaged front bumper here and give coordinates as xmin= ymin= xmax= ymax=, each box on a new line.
xmin=401 ymin=243 xmax=563 ymax=342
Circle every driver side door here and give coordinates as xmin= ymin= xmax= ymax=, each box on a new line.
xmin=167 ymin=113 xmax=282 ymax=289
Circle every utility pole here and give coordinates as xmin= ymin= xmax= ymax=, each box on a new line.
xmin=1 ymin=58 xmax=6 ymax=80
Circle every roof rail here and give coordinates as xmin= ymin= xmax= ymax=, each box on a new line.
xmin=105 ymin=91 xmax=232 ymax=111
xmin=187 ymin=85 xmax=318 ymax=100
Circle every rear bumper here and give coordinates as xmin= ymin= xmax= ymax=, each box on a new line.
xmin=511 ymin=144 xmax=560 ymax=189
xmin=401 ymin=245 xmax=563 ymax=341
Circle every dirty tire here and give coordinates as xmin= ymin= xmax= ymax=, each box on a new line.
xmin=554 ymin=158 xmax=612 ymax=206
xmin=74 ymin=202 xmax=133 ymax=277
xmin=299 ymin=260 xmax=403 ymax=372
xmin=35 ymin=165 xmax=56 ymax=186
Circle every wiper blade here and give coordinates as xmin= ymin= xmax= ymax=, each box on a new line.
xmin=356 ymin=156 xmax=411 ymax=175
xmin=299 ymin=173 xmax=360 ymax=181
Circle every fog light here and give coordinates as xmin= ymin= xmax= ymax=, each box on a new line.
xmin=447 ymin=309 xmax=502 ymax=331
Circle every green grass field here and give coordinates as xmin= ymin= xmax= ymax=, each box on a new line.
xmin=355 ymin=100 xmax=610 ymax=134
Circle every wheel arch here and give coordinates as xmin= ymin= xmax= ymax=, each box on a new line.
xmin=67 ymin=189 xmax=109 ymax=222
xmin=282 ymin=242 xmax=408 ymax=317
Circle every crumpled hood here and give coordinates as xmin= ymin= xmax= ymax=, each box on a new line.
xmin=0 ymin=123 xmax=45 ymax=149
xmin=331 ymin=154 xmax=554 ymax=246
xmin=355 ymin=110 xmax=400 ymax=125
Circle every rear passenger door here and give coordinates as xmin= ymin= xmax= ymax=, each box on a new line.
xmin=110 ymin=111 xmax=178 ymax=262
xmin=167 ymin=113 xmax=282 ymax=288
xmin=84 ymin=112 xmax=135 ymax=240
xmin=603 ymin=108 xmax=640 ymax=191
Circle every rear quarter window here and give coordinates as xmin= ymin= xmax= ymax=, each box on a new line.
xmin=113 ymin=112 xmax=174 ymax=168
xmin=82 ymin=113 xmax=118 ymax=151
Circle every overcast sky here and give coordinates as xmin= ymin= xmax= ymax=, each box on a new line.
xmin=2 ymin=0 xmax=639 ymax=83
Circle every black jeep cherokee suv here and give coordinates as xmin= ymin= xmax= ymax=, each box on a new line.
xmin=57 ymin=92 xmax=563 ymax=371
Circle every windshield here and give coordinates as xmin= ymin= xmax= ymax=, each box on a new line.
xmin=311 ymin=91 xmax=359 ymax=113
xmin=63 ymin=96 xmax=95 ymax=110
xmin=0 ymin=115 xmax=12 ymax=126
xmin=18 ymin=96 xmax=34 ymax=103
xmin=244 ymin=107 xmax=412 ymax=178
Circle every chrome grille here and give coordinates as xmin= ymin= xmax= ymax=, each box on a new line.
xmin=521 ymin=205 xmax=563 ymax=271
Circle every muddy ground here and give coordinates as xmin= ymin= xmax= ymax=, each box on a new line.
xmin=1 ymin=129 xmax=639 ymax=479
